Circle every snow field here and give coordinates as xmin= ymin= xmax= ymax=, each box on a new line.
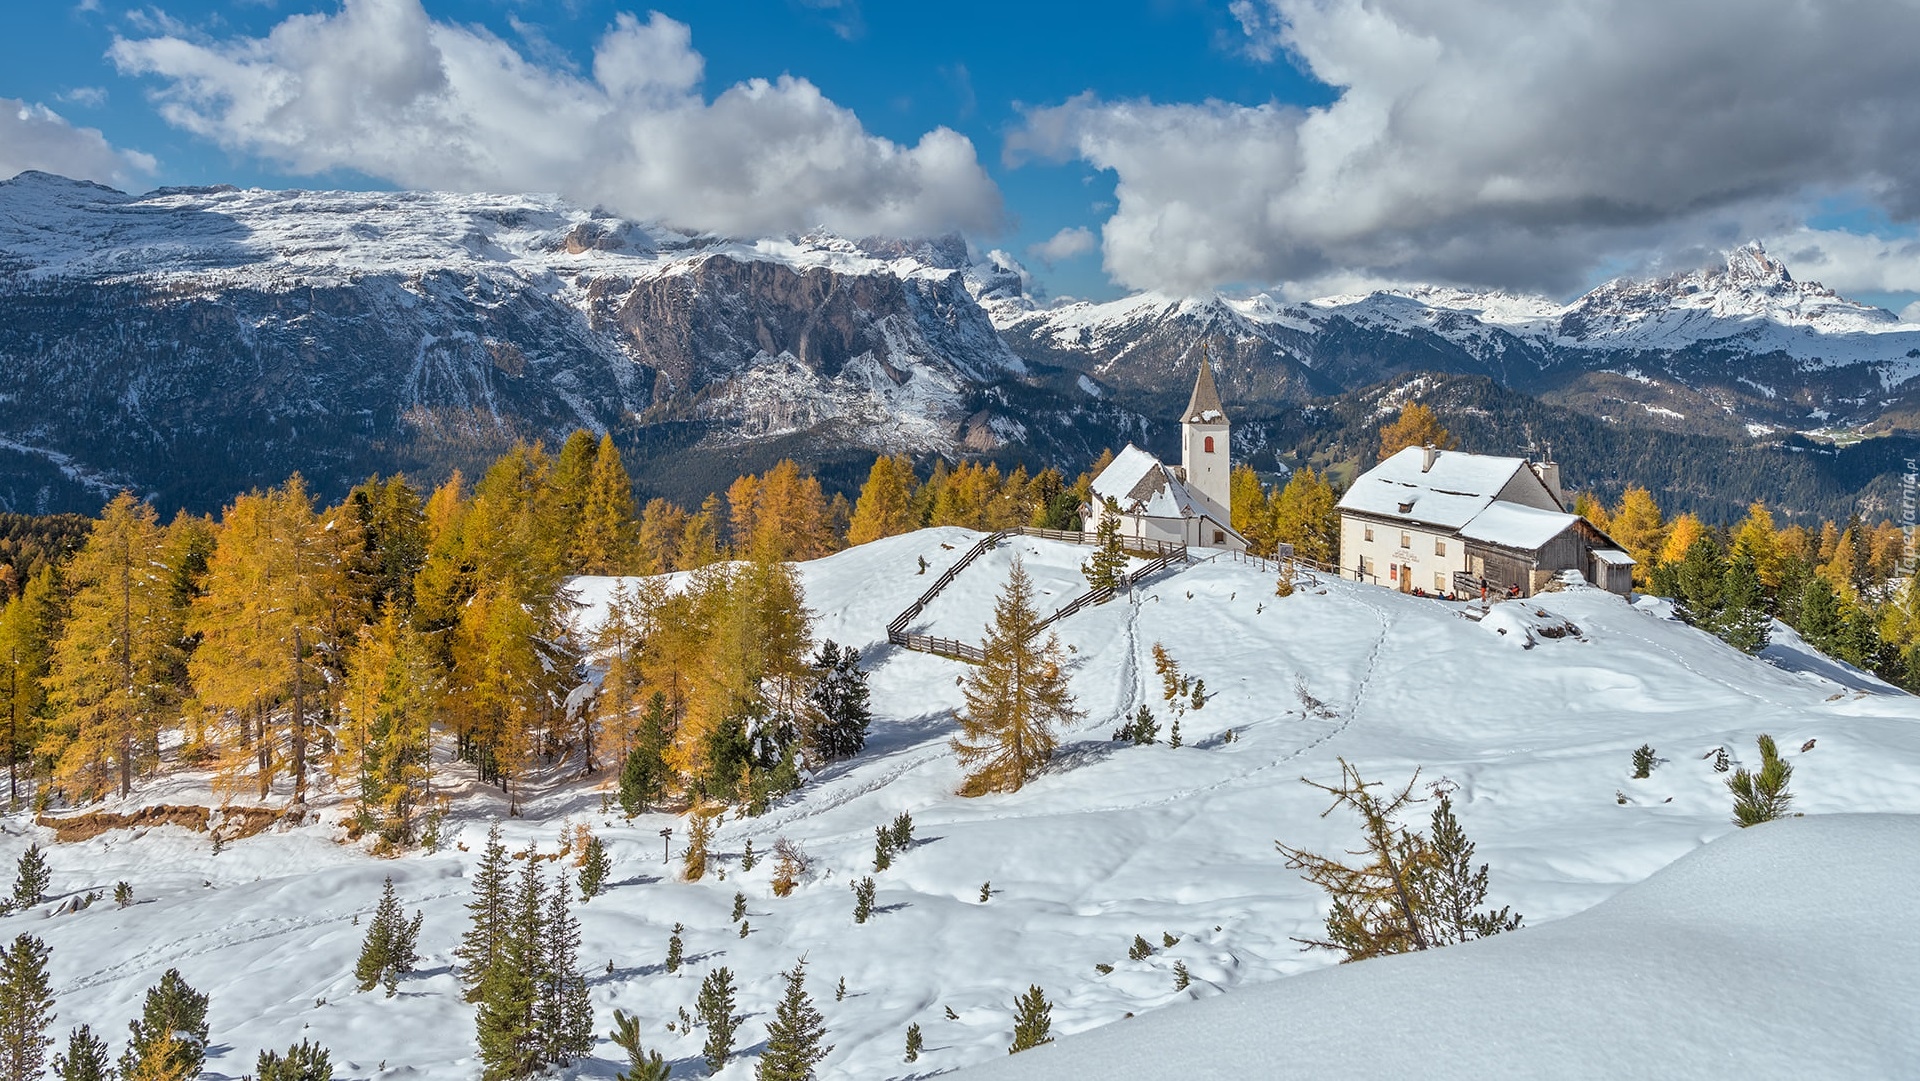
xmin=2 ymin=528 xmax=1917 ymax=1079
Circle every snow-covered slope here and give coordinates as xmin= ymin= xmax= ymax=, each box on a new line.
xmin=957 ymin=812 xmax=1920 ymax=1080
xmin=6 ymin=530 xmax=1918 ymax=1080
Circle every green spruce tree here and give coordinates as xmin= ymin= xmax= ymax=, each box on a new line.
xmin=754 ymin=960 xmax=833 ymax=1081
xmin=475 ymin=860 xmax=545 ymax=1081
xmin=1081 ymin=498 xmax=1128 ymax=590
xmin=579 ymin=836 xmax=611 ymax=901
xmin=617 ymin=693 xmax=672 ymax=816
xmin=695 ymin=967 xmax=741 ymax=1075
xmin=665 ymin=923 xmax=684 ymax=974
xmin=51 ymin=1026 xmax=109 ymax=1081
xmin=456 ymin=823 xmax=511 ymax=1001
xmin=0 ymin=934 xmax=55 ymax=1081
xmin=256 ymin=1040 xmax=333 ymax=1081
xmin=1422 ymin=795 xmax=1522 ymax=944
xmin=1630 ymin=744 xmax=1656 ymax=780
xmin=10 ymin=847 xmax=48 ymax=911
xmin=1007 ymin=985 xmax=1053 ymax=1054
xmin=1717 ymin=549 xmax=1771 ymax=655
xmin=355 ymin=876 xmax=422 ymax=995
xmin=120 ymin=969 xmax=208 ymax=1081
xmin=851 ymin=877 xmax=875 ymax=924
xmin=538 ymin=874 xmax=594 ymax=1068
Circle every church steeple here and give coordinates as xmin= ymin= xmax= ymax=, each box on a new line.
xmin=1179 ymin=346 xmax=1231 ymax=521
xmin=1183 ymin=349 xmax=1226 ymax=423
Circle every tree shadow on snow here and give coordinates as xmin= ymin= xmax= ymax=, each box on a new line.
xmin=1045 ymin=739 xmax=1124 ymax=774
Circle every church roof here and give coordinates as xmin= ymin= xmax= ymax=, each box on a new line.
xmin=1090 ymin=444 xmax=1224 ymax=524
xmin=1183 ymin=355 xmax=1226 ymax=424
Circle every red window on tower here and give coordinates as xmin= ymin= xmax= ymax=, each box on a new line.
xmin=1204 ymin=436 xmax=1215 ymax=453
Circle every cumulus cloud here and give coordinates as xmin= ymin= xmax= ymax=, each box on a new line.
xmin=1760 ymin=227 xmax=1920 ymax=298
xmin=1013 ymin=0 xmax=1920 ymax=295
xmin=109 ymin=0 xmax=1002 ymax=238
xmin=0 ymin=98 xmax=155 ymax=186
xmin=1027 ymin=225 xmax=1095 ymax=266
xmin=1901 ymin=300 xmax=1920 ymax=326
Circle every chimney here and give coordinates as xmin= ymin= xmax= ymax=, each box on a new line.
xmin=1531 ymin=460 xmax=1565 ymax=508
xmin=1421 ymin=444 xmax=1439 ymax=473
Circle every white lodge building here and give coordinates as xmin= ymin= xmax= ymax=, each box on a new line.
xmin=1337 ymin=445 xmax=1634 ymax=597
xmin=1083 ymin=358 xmax=1248 ymax=552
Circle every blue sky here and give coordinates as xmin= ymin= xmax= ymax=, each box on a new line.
xmin=3 ymin=0 xmax=1918 ymax=314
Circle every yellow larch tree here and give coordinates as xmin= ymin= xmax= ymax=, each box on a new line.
xmin=337 ymin=609 xmax=440 ymax=846
xmin=1377 ymin=401 xmax=1456 ymax=458
xmin=1659 ymin=513 xmax=1708 ymax=566
xmin=846 ymin=454 xmax=917 ymax=546
xmin=46 ymin=492 xmax=183 ymax=800
xmin=1608 ymin=486 xmax=1666 ymax=582
xmin=951 ymin=557 xmax=1081 ymax=796
xmin=572 ymin=433 xmax=638 ymax=575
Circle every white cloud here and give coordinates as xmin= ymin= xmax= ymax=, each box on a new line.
xmin=0 ymin=99 xmax=156 ymax=187
xmin=1759 ymin=227 xmax=1920 ymax=297
xmin=1013 ymin=0 xmax=1920 ymax=295
xmin=57 ymin=87 xmax=109 ymax=108
xmin=1900 ymin=300 xmax=1920 ymax=326
xmin=1027 ymin=225 xmax=1095 ymax=266
xmin=109 ymin=0 xmax=1002 ymax=238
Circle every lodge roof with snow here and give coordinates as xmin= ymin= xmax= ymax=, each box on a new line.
xmin=1338 ymin=445 xmax=1634 ymax=597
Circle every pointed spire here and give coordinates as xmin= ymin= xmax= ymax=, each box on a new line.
xmin=1183 ymin=343 xmax=1225 ymax=424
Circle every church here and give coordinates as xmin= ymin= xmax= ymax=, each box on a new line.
xmin=1083 ymin=358 xmax=1249 ymax=552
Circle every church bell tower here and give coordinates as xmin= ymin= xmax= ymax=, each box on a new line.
xmin=1180 ymin=349 xmax=1231 ymax=521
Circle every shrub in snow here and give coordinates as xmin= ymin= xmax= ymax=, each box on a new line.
xmin=1631 ymin=744 xmax=1657 ymax=779
xmin=1729 ymin=734 xmax=1794 ymax=827
xmin=256 ymin=1039 xmax=332 ymax=1081
xmin=1008 ymin=985 xmax=1054 ymax=1054
xmin=1128 ymin=935 xmax=1152 ymax=961
xmin=905 ymin=1022 xmax=924 ymax=1063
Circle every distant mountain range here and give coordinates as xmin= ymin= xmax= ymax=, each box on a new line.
xmin=2 ymin=170 xmax=1915 ymax=520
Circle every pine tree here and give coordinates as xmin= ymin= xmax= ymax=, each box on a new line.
xmin=904 ymin=1022 xmax=923 ymax=1063
xmin=1172 ymin=960 xmax=1191 ymax=990
xmin=1423 ymin=795 xmax=1522 ymax=944
xmin=851 ymin=877 xmax=875 ymax=924
xmin=456 ymin=824 xmax=512 ymax=1001
xmin=10 ymin=847 xmax=47 ymax=910
xmin=1729 ymin=734 xmax=1794 ymax=827
xmin=1007 ymin=985 xmax=1053 ymax=1054
xmin=475 ymin=860 xmax=546 ymax=1081
xmin=755 ymin=961 xmax=833 ymax=1081
xmin=338 ymin=611 xmax=440 ymax=847
xmin=256 ymin=1040 xmax=333 ymax=1081
xmin=0 ymin=934 xmax=54 ymax=1081
xmin=1718 ymin=548 xmax=1772 ymax=655
xmin=112 ymin=882 xmax=131 ymax=909
xmin=573 ymin=434 xmax=639 ymax=575
xmin=579 ymin=836 xmax=611 ymax=901
xmin=1081 ymin=498 xmax=1128 ymax=590
xmin=538 ymin=874 xmax=594 ymax=1068
xmin=695 ymin=967 xmax=741 ymax=1075
xmin=617 ymin=691 xmax=671 ymax=817
xmin=355 ymin=876 xmax=422 ymax=995
xmin=1631 ymin=744 xmax=1656 ymax=779
xmin=1128 ymin=935 xmax=1151 ymax=961
xmin=741 ymin=839 xmax=756 ymax=871
xmin=888 ymin=811 xmax=913 ymax=851
xmin=120 ymin=969 xmax=209 ymax=1081
xmin=872 ymin=827 xmax=893 ymax=872
xmin=731 ymin=892 xmax=747 ymax=923
xmin=51 ymin=1026 xmax=108 ymax=1081
xmin=665 ymin=923 xmax=684 ymax=974
xmin=952 ymin=559 xmax=1080 ymax=796
xmin=802 ymin=642 xmax=871 ymax=763
xmin=608 ymin=1010 xmax=670 ymax=1081
xmin=1275 ymin=762 xmax=1435 ymax=961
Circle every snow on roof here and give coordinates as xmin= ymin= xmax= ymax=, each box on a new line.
xmin=1338 ymin=447 xmax=1534 ymax=530
xmin=1090 ymin=443 xmax=1220 ymax=523
xmin=1592 ymin=548 xmax=1637 ymax=565
xmin=1456 ymin=501 xmax=1581 ymax=551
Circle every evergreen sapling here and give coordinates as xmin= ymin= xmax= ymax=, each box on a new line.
xmin=1008 ymin=985 xmax=1053 ymax=1054
xmin=1729 ymin=734 xmax=1794 ymax=826
xmin=695 ymin=967 xmax=741 ymax=1075
xmin=119 ymin=969 xmax=208 ymax=1081
xmin=904 ymin=1023 xmax=923 ymax=1063
xmin=852 ymin=877 xmax=875 ymax=924
xmin=754 ymin=961 xmax=832 ymax=1081
xmin=607 ymin=1010 xmax=669 ymax=1081
xmin=0 ymin=933 xmax=55 ymax=1081
xmin=354 ymin=876 xmax=422 ymax=996
xmin=1631 ymin=744 xmax=1656 ymax=779
xmin=578 ymin=836 xmax=611 ymax=901
xmin=9 ymin=847 xmax=47 ymax=911
xmin=51 ymin=1026 xmax=109 ymax=1081
xmin=665 ymin=924 xmax=684 ymax=974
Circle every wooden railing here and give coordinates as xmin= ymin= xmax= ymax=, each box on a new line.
xmin=1015 ymin=526 xmax=1185 ymax=559
xmin=885 ymin=529 xmax=1192 ymax=662
xmin=885 ymin=529 xmax=1013 ymax=642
